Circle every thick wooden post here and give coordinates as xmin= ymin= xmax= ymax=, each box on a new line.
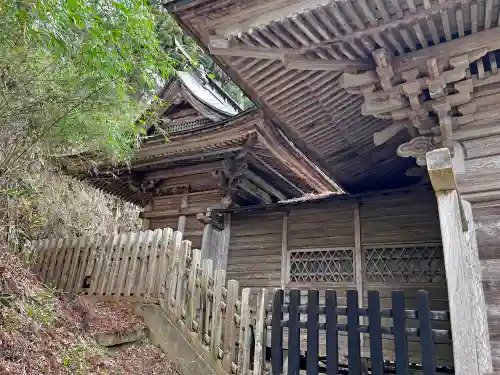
xmin=426 ymin=148 xmax=492 ymax=375
xmin=177 ymin=195 xmax=189 ymax=233
xmin=200 ymin=209 xmax=213 ymax=261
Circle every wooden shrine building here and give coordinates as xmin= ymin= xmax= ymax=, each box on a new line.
xmin=57 ymin=0 xmax=500 ymax=371
xmin=161 ymin=0 xmax=500 ymax=372
xmin=60 ymin=68 xmax=342 ymax=263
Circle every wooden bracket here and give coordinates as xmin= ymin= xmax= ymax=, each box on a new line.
xmin=197 ymin=210 xmax=224 ymax=231
xmin=426 ymin=148 xmax=468 ymax=231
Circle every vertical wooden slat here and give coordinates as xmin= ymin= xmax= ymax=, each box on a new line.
xmin=124 ymin=231 xmax=145 ymax=297
xmin=91 ymin=235 xmax=114 ymax=295
xmin=97 ymin=234 xmax=121 ymax=296
xmin=288 ymin=289 xmax=300 ymax=375
xmin=271 ymin=289 xmax=284 ymax=375
xmin=145 ymin=229 xmax=163 ymax=297
xmin=59 ymin=238 xmax=77 ymax=290
xmin=253 ymin=288 xmax=268 ymax=375
xmin=178 ymin=195 xmax=189 ymax=233
xmin=156 ymin=228 xmax=173 ymax=298
xmin=347 ymin=290 xmax=361 ymax=375
xmin=40 ymin=238 xmax=56 ymax=282
xmin=46 ymin=238 xmax=63 ymax=283
xmin=167 ymin=231 xmax=183 ymax=308
xmin=175 ymin=240 xmax=190 ymax=317
xmin=33 ymin=239 xmax=49 ymax=275
xmin=237 ymin=288 xmax=251 ymax=375
xmin=417 ymin=290 xmax=436 ymax=375
xmin=76 ymin=235 xmax=100 ymax=294
xmin=89 ymin=236 xmax=112 ymax=295
xmin=307 ymin=289 xmax=319 ymax=375
xmin=280 ymin=212 xmax=288 ymax=289
xmin=211 ymin=269 xmax=225 ymax=359
xmin=66 ymin=236 xmax=86 ymax=292
xmin=106 ymin=233 xmax=128 ymax=296
xmin=392 ymin=291 xmax=409 ymax=375
xmin=223 ymin=279 xmax=239 ymax=372
xmin=117 ymin=233 xmax=138 ymax=297
xmin=368 ymin=291 xmax=383 ymax=375
xmin=353 ymin=202 xmax=364 ymax=347
xmin=325 ymin=290 xmax=338 ymax=375
xmin=54 ymin=238 xmax=70 ymax=287
xmin=200 ymin=258 xmax=213 ymax=346
xmin=135 ymin=230 xmax=155 ymax=297
xmin=188 ymin=248 xmax=202 ymax=332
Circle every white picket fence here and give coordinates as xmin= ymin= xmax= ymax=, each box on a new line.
xmin=31 ymin=228 xmax=268 ymax=375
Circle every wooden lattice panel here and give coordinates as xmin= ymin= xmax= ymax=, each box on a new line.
xmin=364 ymin=245 xmax=445 ymax=283
xmin=288 ymin=248 xmax=354 ymax=283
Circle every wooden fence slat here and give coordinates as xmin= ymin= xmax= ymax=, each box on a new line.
xmin=392 ymin=291 xmax=409 ymax=375
xmin=200 ymin=258 xmax=213 ymax=346
xmin=77 ymin=235 xmax=100 ymax=294
xmin=145 ymin=229 xmax=163 ymax=297
xmin=89 ymin=236 xmax=112 ymax=295
xmin=253 ymin=288 xmax=268 ymax=375
xmin=223 ymin=279 xmax=239 ymax=372
xmin=237 ymin=288 xmax=251 ymax=375
xmin=135 ymin=230 xmax=155 ymax=297
xmin=54 ymin=238 xmax=71 ymax=287
xmin=156 ymin=228 xmax=173 ymax=298
xmin=47 ymin=238 xmax=64 ymax=284
xmin=271 ymin=289 xmax=284 ymax=375
xmin=175 ymin=240 xmax=190 ymax=317
xmin=66 ymin=236 xmax=87 ymax=292
xmin=40 ymin=238 xmax=57 ymax=282
xmin=97 ymin=234 xmax=121 ymax=296
xmin=107 ymin=233 xmax=129 ymax=296
xmin=417 ymin=290 xmax=436 ymax=375
xmin=33 ymin=239 xmax=49 ymax=275
xmin=124 ymin=231 xmax=146 ymax=297
xmin=325 ymin=289 xmax=339 ymax=375
xmin=288 ymin=289 xmax=301 ymax=375
xmin=347 ymin=290 xmax=361 ymax=375
xmin=116 ymin=233 xmax=137 ymax=298
xmin=187 ymin=248 xmax=202 ymax=332
xmin=59 ymin=239 xmax=77 ymax=291
xmin=307 ymin=289 xmax=320 ymax=375
xmin=368 ymin=290 xmax=384 ymax=375
xmin=167 ymin=231 xmax=183 ymax=309
xmin=211 ymin=269 xmax=226 ymax=359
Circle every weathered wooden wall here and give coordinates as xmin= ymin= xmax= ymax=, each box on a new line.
xmin=226 ymin=186 xmax=451 ymax=366
xmin=146 ymin=190 xmax=225 ymax=250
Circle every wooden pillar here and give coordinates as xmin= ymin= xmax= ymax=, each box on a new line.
xmin=353 ymin=202 xmax=364 ymax=348
xmin=280 ymin=211 xmax=289 ymax=289
xmin=216 ymin=213 xmax=231 ymax=271
xmin=427 ymin=148 xmax=492 ymax=375
xmin=200 ymin=208 xmax=213 ymax=261
xmin=141 ymin=201 xmax=152 ymax=230
xmin=177 ymin=195 xmax=188 ymax=233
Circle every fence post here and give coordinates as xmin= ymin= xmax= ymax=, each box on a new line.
xmin=253 ymin=288 xmax=268 ymax=375
xmin=427 ymin=148 xmax=492 ymax=375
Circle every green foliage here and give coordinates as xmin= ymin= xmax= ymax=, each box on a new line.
xmin=0 ymin=0 xmax=177 ymax=171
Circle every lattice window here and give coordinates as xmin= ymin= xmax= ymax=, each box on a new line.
xmin=364 ymin=245 xmax=445 ymax=283
xmin=288 ymin=248 xmax=354 ymax=283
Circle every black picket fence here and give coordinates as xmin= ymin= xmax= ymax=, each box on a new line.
xmin=270 ymin=289 xmax=453 ymax=375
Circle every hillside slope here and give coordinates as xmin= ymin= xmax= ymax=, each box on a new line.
xmin=0 ymin=245 xmax=177 ymax=375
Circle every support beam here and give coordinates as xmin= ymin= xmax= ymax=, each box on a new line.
xmin=244 ymin=169 xmax=287 ymax=201
xmin=238 ymin=178 xmax=273 ymax=204
xmin=216 ymin=213 xmax=231 ymax=271
xmin=248 ymin=154 xmax=306 ymax=195
xmin=282 ymin=55 xmax=374 ymax=71
xmin=426 ymin=148 xmax=492 ymax=375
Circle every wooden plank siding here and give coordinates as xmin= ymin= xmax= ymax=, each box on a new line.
xmin=226 ymin=186 xmax=452 ymax=366
xmin=227 ymin=212 xmax=283 ymax=289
